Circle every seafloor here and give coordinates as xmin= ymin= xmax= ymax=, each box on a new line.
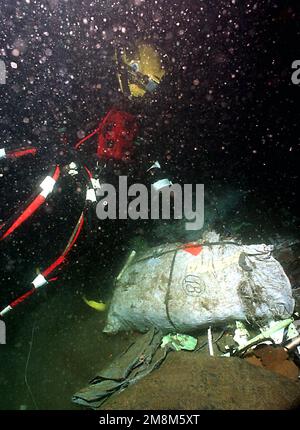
xmin=1 ymin=187 xmax=299 ymax=410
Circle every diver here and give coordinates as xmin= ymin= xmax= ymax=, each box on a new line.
xmin=75 ymin=41 xmax=171 ymax=185
xmin=0 ymin=41 xmax=172 ymax=317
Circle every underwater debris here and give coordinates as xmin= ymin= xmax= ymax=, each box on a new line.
xmin=104 ymin=240 xmax=294 ymax=334
xmin=72 ymin=327 xmax=166 ymax=409
xmin=83 ymin=296 xmax=106 ymax=312
xmin=233 ymin=321 xmax=250 ymax=347
xmin=161 ymin=333 xmax=197 ymax=351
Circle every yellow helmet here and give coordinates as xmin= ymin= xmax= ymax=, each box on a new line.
xmin=115 ymin=43 xmax=166 ymax=98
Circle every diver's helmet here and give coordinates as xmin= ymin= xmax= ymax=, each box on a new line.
xmin=115 ymin=43 xmax=166 ymax=98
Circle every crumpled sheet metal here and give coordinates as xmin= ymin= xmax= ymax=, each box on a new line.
xmin=72 ymin=328 xmax=167 ymax=409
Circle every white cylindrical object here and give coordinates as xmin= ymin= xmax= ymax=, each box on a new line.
xmin=0 ymin=148 xmax=6 ymax=159
xmin=285 ymin=335 xmax=300 ymax=352
xmin=152 ymin=178 xmax=172 ymax=191
xmin=39 ymin=176 xmax=56 ymax=198
xmin=86 ymin=188 xmax=96 ymax=202
xmin=32 ymin=274 xmax=47 ymax=289
xmin=0 ymin=305 xmax=12 ymax=317
xmin=208 ymin=326 xmax=214 ymax=356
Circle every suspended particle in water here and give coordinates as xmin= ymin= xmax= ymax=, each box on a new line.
xmin=12 ymin=49 xmax=20 ymax=57
xmin=77 ymin=130 xmax=85 ymax=139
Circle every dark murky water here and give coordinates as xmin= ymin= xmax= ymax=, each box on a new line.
xmin=1 ymin=283 xmax=138 ymax=410
xmin=0 ymin=0 xmax=299 ymax=410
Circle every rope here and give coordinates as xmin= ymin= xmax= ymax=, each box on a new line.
xmin=164 ymin=250 xmax=179 ymax=332
xmin=133 ymin=241 xmax=243 ymax=265
xmin=24 ymin=321 xmax=39 ymax=410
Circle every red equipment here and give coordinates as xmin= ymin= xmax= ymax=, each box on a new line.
xmin=75 ymin=109 xmax=139 ymax=161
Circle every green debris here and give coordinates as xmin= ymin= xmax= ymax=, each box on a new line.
xmin=161 ymin=333 xmax=198 ymax=351
xmin=287 ymin=323 xmax=299 ymax=340
xmin=259 ymin=318 xmax=294 ymax=344
xmin=232 ymin=318 xmax=294 ymax=355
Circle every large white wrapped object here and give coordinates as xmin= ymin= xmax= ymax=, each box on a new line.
xmin=104 ymin=242 xmax=295 ymax=334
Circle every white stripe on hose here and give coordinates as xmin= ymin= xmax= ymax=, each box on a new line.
xmin=0 ymin=305 xmax=12 ymax=317
xmin=32 ymin=274 xmax=48 ymax=289
xmin=39 ymin=175 xmax=56 ymax=198
xmin=0 ymin=148 xmax=6 ymax=159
